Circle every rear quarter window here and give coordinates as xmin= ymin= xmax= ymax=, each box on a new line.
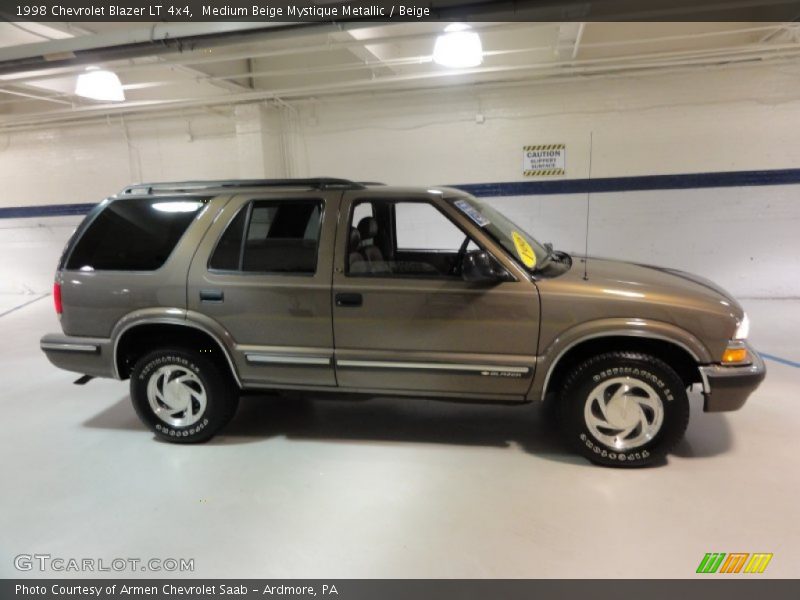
xmin=65 ymin=197 xmax=208 ymax=271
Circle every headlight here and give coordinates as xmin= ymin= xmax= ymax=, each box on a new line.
xmin=734 ymin=313 xmax=750 ymax=340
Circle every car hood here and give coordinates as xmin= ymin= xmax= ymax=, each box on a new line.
xmin=555 ymin=254 xmax=744 ymax=320
xmin=534 ymin=255 xmax=745 ymax=363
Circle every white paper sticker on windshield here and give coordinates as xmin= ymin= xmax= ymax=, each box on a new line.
xmin=454 ymin=200 xmax=490 ymax=227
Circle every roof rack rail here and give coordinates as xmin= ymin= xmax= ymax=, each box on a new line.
xmin=120 ymin=178 xmax=365 ymax=195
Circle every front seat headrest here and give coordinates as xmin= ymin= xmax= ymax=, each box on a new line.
xmin=357 ymin=217 xmax=378 ymax=240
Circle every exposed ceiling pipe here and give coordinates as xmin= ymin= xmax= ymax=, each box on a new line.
xmin=6 ymin=36 xmax=800 ymax=105
xmin=0 ymin=22 xmax=524 ymax=86
xmin=4 ymin=45 xmax=800 ymax=131
xmin=0 ymin=22 xmax=785 ymax=93
xmin=0 ymin=22 xmax=321 ymax=76
xmin=1 ymin=0 xmax=792 ymax=76
xmin=0 ymin=87 xmax=72 ymax=105
xmin=0 ymin=0 xmax=586 ymax=76
xmin=3 ymin=54 xmax=799 ymax=134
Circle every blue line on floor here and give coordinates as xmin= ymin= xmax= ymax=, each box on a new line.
xmin=761 ymin=353 xmax=800 ymax=369
xmin=0 ymin=294 xmax=49 ymax=318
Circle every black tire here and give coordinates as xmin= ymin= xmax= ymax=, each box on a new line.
xmin=130 ymin=347 xmax=239 ymax=443
xmin=558 ymin=352 xmax=689 ymax=467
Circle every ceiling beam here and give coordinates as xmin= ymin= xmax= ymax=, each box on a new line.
xmin=0 ymin=22 xmax=314 ymax=76
xmin=5 ymin=41 xmax=800 ymax=130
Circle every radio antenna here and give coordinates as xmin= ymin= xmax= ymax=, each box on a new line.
xmin=582 ymin=132 xmax=594 ymax=281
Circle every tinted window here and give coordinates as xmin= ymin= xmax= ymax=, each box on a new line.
xmin=208 ymin=200 xmax=322 ymax=274
xmin=66 ymin=198 xmax=207 ymax=271
xmin=208 ymin=207 xmax=247 ymax=270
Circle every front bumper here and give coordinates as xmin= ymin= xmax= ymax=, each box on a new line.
xmin=699 ymin=343 xmax=766 ymax=412
xmin=40 ymin=333 xmax=116 ymax=379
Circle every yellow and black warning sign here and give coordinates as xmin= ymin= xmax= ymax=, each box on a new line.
xmin=523 ymin=144 xmax=566 ymax=177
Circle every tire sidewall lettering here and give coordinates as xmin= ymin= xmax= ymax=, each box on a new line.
xmin=590 ymin=366 xmax=673 ymax=402
xmin=579 ymin=433 xmax=649 ymax=462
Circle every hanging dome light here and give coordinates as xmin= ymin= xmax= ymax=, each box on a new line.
xmin=75 ymin=66 xmax=125 ymax=102
xmin=433 ymin=23 xmax=483 ymax=68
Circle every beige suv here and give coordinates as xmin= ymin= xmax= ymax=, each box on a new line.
xmin=41 ymin=178 xmax=765 ymax=466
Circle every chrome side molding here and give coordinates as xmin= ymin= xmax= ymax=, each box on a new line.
xmin=40 ymin=342 xmax=99 ymax=353
xmin=335 ymin=359 xmax=530 ymax=375
xmin=245 ymin=353 xmax=332 ymax=366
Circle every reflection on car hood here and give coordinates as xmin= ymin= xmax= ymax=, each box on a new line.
xmin=558 ymin=255 xmax=743 ymax=316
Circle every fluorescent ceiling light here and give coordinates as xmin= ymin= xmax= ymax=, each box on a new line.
xmin=433 ymin=23 xmax=483 ymax=68
xmin=75 ymin=67 xmax=125 ymax=102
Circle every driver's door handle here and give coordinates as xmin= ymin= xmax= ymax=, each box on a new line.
xmin=335 ymin=293 xmax=363 ymax=307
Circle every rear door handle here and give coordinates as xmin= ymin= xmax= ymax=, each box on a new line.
xmin=199 ymin=289 xmax=224 ymax=303
xmin=335 ymin=293 xmax=362 ymax=307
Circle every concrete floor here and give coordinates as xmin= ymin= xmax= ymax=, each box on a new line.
xmin=0 ymin=297 xmax=798 ymax=578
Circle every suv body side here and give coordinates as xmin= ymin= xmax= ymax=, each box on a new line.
xmin=41 ymin=182 xmax=763 ymax=413
xmin=39 ymin=179 xmax=766 ymax=462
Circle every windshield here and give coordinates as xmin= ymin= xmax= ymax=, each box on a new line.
xmin=448 ymin=195 xmax=549 ymax=271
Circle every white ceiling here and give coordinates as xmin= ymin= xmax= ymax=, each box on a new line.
xmin=0 ymin=21 xmax=798 ymax=129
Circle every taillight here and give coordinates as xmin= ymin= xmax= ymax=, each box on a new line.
xmin=53 ymin=282 xmax=62 ymax=315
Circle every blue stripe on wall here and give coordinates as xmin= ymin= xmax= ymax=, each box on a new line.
xmin=0 ymin=202 xmax=96 ymax=219
xmin=3 ymin=168 xmax=800 ymax=219
xmin=452 ymin=168 xmax=800 ymax=197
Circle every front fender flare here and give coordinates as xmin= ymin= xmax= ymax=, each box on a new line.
xmin=528 ymin=318 xmax=710 ymax=402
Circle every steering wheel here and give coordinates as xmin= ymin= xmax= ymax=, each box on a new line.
xmin=449 ymin=235 xmax=471 ymax=276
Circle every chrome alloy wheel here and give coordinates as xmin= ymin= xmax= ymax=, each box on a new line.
xmin=584 ymin=376 xmax=664 ymax=450
xmin=146 ymin=365 xmax=207 ymax=428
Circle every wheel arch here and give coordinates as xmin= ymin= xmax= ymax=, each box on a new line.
xmin=113 ymin=317 xmax=241 ymax=387
xmin=533 ymin=323 xmax=708 ymax=403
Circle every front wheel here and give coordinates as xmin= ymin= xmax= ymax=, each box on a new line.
xmin=558 ymin=352 xmax=690 ymax=467
xmin=130 ymin=348 xmax=239 ymax=443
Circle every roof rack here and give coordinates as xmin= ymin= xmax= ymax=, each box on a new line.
xmin=120 ymin=178 xmax=365 ymax=195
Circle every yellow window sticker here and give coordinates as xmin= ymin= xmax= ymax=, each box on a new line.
xmin=512 ymin=231 xmax=537 ymax=268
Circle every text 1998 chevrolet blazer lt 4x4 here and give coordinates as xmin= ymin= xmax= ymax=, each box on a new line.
xmin=41 ymin=178 xmax=765 ymax=466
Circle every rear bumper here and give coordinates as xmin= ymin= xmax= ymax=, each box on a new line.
xmin=40 ymin=333 xmax=116 ymax=379
xmin=699 ymin=344 xmax=766 ymax=412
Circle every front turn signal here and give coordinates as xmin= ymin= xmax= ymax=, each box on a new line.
xmin=722 ymin=346 xmax=749 ymax=364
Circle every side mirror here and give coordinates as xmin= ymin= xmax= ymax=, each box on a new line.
xmin=462 ymin=250 xmax=511 ymax=283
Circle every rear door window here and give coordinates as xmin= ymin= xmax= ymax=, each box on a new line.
xmin=209 ymin=199 xmax=323 ymax=274
xmin=65 ymin=197 xmax=208 ymax=271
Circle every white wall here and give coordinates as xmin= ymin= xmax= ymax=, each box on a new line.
xmin=0 ymin=216 xmax=79 ymax=296
xmin=1 ymin=62 xmax=799 ymax=298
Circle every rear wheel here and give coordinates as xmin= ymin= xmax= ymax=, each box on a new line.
xmin=130 ymin=348 xmax=239 ymax=443
xmin=558 ymin=352 xmax=689 ymax=467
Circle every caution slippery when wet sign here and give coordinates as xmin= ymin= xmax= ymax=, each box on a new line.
xmin=523 ymin=144 xmax=566 ymax=176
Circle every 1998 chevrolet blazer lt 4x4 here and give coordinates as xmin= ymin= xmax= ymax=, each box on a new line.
xmin=41 ymin=178 xmax=765 ymax=466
